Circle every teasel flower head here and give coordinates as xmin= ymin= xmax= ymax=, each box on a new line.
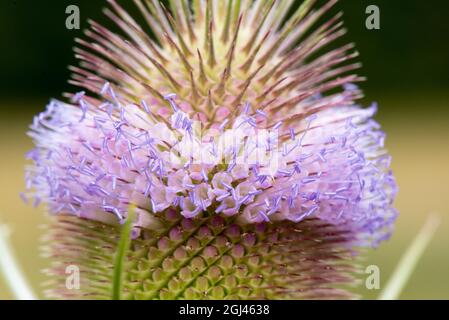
xmin=24 ymin=0 xmax=397 ymax=299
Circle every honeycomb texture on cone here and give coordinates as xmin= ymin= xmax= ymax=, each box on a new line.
xmin=44 ymin=212 xmax=361 ymax=300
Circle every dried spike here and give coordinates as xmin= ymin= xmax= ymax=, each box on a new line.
xmin=193 ymin=0 xmax=204 ymax=27
xmin=225 ymin=14 xmax=243 ymax=60
xmin=142 ymin=0 xmax=173 ymax=45
xmin=108 ymin=0 xmax=142 ymax=31
xmin=146 ymin=55 xmax=182 ymax=91
xmin=75 ymin=57 xmax=124 ymax=87
xmin=299 ymin=29 xmax=350 ymax=71
xmin=269 ymin=75 xmax=364 ymax=115
xmin=100 ymin=9 xmax=149 ymax=50
xmin=216 ymin=14 xmax=243 ymax=95
xmin=255 ymin=76 xmax=287 ymax=104
xmin=160 ymin=2 xmax=193 ymax=57
xmin=68 ymin=65 xmax=98 ymax=80
xmin=206 ymin=89 xmax=214 ymax=112
xmin=180 ymin=0 xmax=196 ymax=43
xmin=197 ymin=49 xmax=208 ymax=84
xmin=298 ymin=67 xmax=364 ymax=99
xmin=282 ymin=104 xmax=336 ymax=128
xmin=240 ymin=31 xmax=271 ymax=73
xmin=133 ymin=0 xmax=164 ymax=44
xmin=259 ymin=96 xmax=278 ymax=111
xmin=168 ymin=0 xmax=185 ymax=32
xmin=164 ymin=33 xmax=192 ymax=73
xmin=316 ymin=62 xmax=363 ymax=86
xmin=115 ymin=68 xmax=161 ymax=101
xmin=204 ymin=0 xmax=212 ymax=50
xmin=99 ymin=9 xmax=171 ymax=77
xmin=221 ymin=0 xmax=234 ymax=43
xmin=247 ymin=0 xmax=265 ymax=22
xmin=215 ymin=67 xmax=229 ymax=98
xmin=207 ymin=20 xmax=217 ymax=68
xmin=104 ymin=15 xmax=169 ymax=64
xmin=258 ymin=19 xmax=345 ymax=85
xmin=257 ymin=57 xmax=285 ymax=85
xmin=286 ymin=43 xmax=359 ymax=76
xmin=284 ymin=13 xmax=347 ymax=68
xmin=189 ymin=71 xmax=201 ymax=104
xmin=280 ymin=8 xmax=343 ymax=55
xmin=272 ymin=78 xmax=306 ymax=98
xmin=231 ymin=65 xmax=263 ymax=108
xmin=267 ymin=92 xmax=315 ymax=116
xmin=258 ymin=0 xmax=317 ymax=65
xmin=286 ymin=49 xmax=361 ymax=92
xmin=269 ymin=50 xmax=318 ymax=85
xmin=242 ymin=0 xmax=276 ymax=54
xmin=231 ymin=0 xmax=242 ymax=34
xmin=139 ymin=30 xmax=169 ymax=64
xmin=73 ymin=46 xmax=110 ymax=70
xmin=266 ymin=0 xmax=293 ymax=31
xmin=139 ymin=81 xmax=166 ymax=103
xmin=67 ymin=79 xmax=98 ymax=95
xmin=204 ymin=0 xmax=216 ymax=68
xmin=281 ymin=0 xmax=318 ymax=34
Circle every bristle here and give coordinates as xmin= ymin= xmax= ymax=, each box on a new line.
xmin=240 ymin=30 xmax=270 ymax=73
xmin=189 ymin=71 xmax=201 ymax=104
xmin=206 ymin=89 xmax=214 ymax=113
xmin=257 ymin=0 xmax=316 ymax=65
xmin=215 ymin=67 xmax=229 ymax=98
xmin=216 ymin=15 xmax=242 ymax=97
xmin=139 ymin=81 xmax=166 ymax=104
xmin=147 ymin=0 xmax=174 ymax=40
xmin=147 ymin=55 xmax=182 ymax=91
xmin=231 ymin=65 xmax=263 ymax=108
xmin=242 ymin=0 xmax=275 ymax=54
xmin=267 ymin=0 xmax=293 ymax=31
xmin=231 ymin=0 xmax=242 ymax=35
xmin=168 ymin=0 xmax=185 ymax=32
xmin=196 ymin=48 xmax=208 ymax=85
xmin=67 ymin=0 xmax=364 ymax=127
xmin=193 ymin=0 xmax=204 ymax=27
xmin=180 ymin=0 xmax=196 ymax=43
xmin=133 ymin=0 xmax=165 ymax=44
xmin=255 ymin=76 xmax=287 ymax=104
xmin=164 ymin=32 xmax=192 ymax=73
xmin=43 ymin=214 xmax=361 ymax=300
xmin=162 ymin=2 xmax=193 ymax=57
xmin=205 ymin=0 xmax=216 ymax=68
xmin=221 ymin=0 xmax=234 ymax=43
xmin=224 ymin=14 xmax=242 ymax=69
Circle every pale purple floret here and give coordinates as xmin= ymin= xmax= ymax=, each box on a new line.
xmin=24 ymin=85 xmax=397 ymax=245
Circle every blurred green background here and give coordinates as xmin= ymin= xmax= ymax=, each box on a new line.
xmin=0 ymin=0 xmax=448 ymax=299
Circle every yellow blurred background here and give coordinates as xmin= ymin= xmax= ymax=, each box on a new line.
xmin=1 ymin=92 xmax=448 ymax=300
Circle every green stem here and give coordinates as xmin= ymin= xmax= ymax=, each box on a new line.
xmin=379 ymin=215 xmax=440 ymax=300
xmin=0 ymin=224 xmax=37 ymax=300
xmin=111 ymin=209 xmax=135 ymax=300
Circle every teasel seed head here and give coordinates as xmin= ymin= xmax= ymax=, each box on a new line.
xmin=25 ymin=0 xmax=397 ymax=299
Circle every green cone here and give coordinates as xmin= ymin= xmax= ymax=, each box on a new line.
xmin=43 ymin=211 xmax=361 ymax=300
